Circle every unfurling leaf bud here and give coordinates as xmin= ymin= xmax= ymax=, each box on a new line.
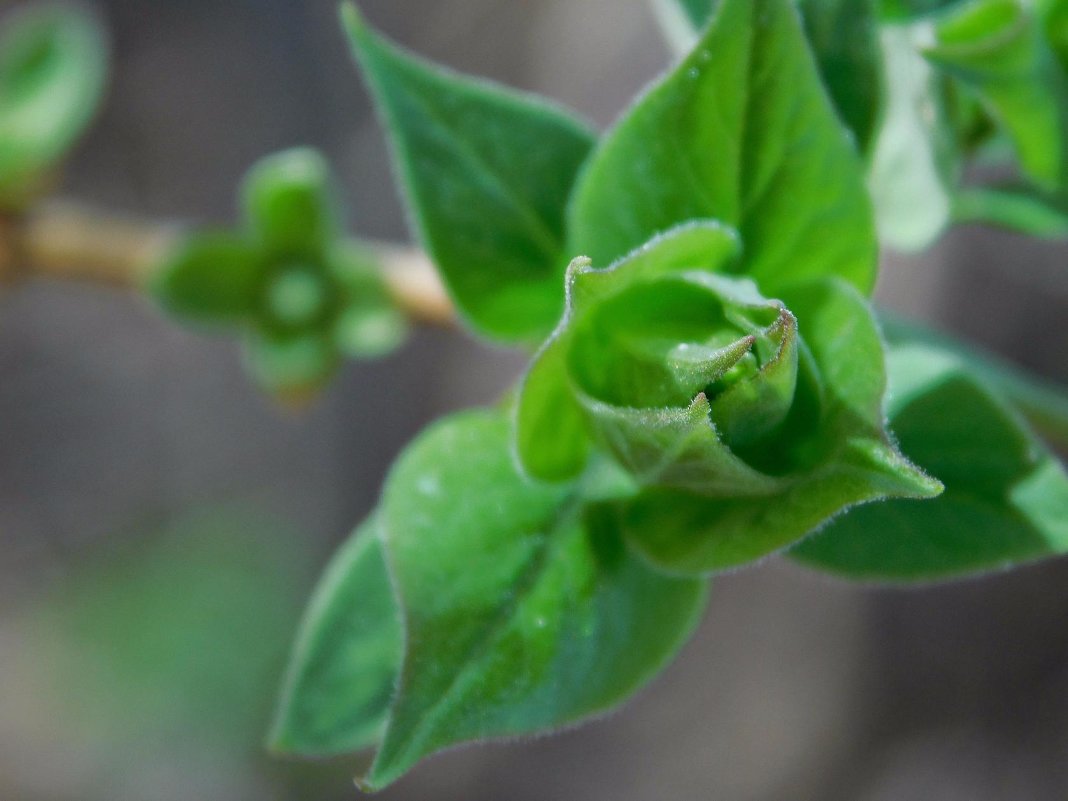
xmin=151 ymin=148 xmax=408 ymax=400
xmin=516 ymin=222 xmax=941 ymax=573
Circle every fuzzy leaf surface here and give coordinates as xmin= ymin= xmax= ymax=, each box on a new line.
xmin=620 ymin=279 xmax=942 ymax=573
xmin=516 ymin=222 xmax=742 ymax=482
xmin=364 ymin=409 xmax=708 ymax=790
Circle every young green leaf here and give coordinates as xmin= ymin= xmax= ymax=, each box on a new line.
xmin=151 ymin=232 xmax=265 ymax=323
xmin=0 ymin=3 xmax=108 ymax=208
xmin=242 ymin=148 xmax=339 ymax=259
xmin=573 ymin=0 xmax=877 ymax=295
xmin=269 ymin=514 xmax=402 ymax=756
xmin=867 ymin=27 xmax=960 ymax=251
xmin=341 ymin=4 xmax=595 ymax=343
xmin=364 ymin=409 xmax=708 ymax=790
xmin=151 ymin=147 xmax=408 ymax=399
xmin=791 ymin=343 xmax=1068 ymax=580
xmin=925 ymin=0 xmax=1068 ymax=191
xmin=243 ymin=329 xmax=339 ymax=400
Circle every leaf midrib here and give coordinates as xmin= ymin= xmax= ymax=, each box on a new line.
xmin=398 ymin=81 xmax=569 ymax=264
xmin=373 ymin=494 xmax=584 ymax=782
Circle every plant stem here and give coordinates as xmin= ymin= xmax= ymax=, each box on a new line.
xmin=0 ymin=199 xmax=454 ymax=325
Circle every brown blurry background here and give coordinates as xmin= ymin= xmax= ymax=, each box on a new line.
xmin=1 ymin=1 xmax=1067 ymax=799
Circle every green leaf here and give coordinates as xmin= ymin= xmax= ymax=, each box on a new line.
xmin=879 ymin=314 xmax=1068 ymax=453
xmin=150 ymin=231 xmax=265 ymax=323
xmin=621 ymin=279 xmax=942 ymax=574
xmin=573 ymin=0 xmax=877 ymax=295
xmin=241 ymin=147 xmax=339 ymax=259
xmin=791 ymin=343 xmax=1068 ymax=580
xmin=925 ymin=0 xmax=1068 ymax=190
xmin=363 ymin=409 xmax=708 ymax=790
xmin=342 ymin=4 xmax=595 ymax=343
xmin=269 ymin=514 xmax=403 ymax=756
xmin=867 ymin=26 xmax=960 ymax=251
xmin=0 ymin=3 xmax=108 ymax=208
xmin=953 ymin=185 xmax=1068 ymax=237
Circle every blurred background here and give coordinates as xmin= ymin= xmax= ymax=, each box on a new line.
xmin=1 ymin=1 xmax=1067 ymax=799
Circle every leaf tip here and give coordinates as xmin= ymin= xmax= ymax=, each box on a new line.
xmin=338 ymin=1 xmax=366 ymax=38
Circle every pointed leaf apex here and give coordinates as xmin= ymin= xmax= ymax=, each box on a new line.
xmin=339 ymin=2 xmax=366 ymax=39
xmin=850 ymin=438 xmax=945 ymax=500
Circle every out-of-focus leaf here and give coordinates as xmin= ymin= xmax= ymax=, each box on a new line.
xmin=925 ymin=0 xmax=1068 ymax=190
xmin=880 ymin=0 xmax=971 ymax=20
xmin=572 ymin=0 xmax=877 ymax=295
xmin=1044 ymin=0 xmax=1068 ymax=68
xmin=243 ymin=329 xmax=338 ymax=399
xmin=792 ymin=343 xmax=1068 ymax=579
xmin=0 ymin=3 xmax=108 ymax=207
xmin=953 ymin=185 xmax=1068 ymax=236
xmin=241 ymin=148 xmax=339 ymax=259
xmin=270 ymin=515 xmax=402 ymax=756
xmin=360 ymin=409 xmax=708 ymax=790
xmin=342 ymin=4 xmax=595 ymax=343
xmin=20 ymin=507 xmax=312 ymax=758
xmin=868 ymin=26 xmax=959 ymax=251
xmin=649 ymin=0 xmax=717 ymax=54
xmin=150 ymin=232 xmax=265 ymax=323
xmin=329 ymin=242 xmax=409 ymax=358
